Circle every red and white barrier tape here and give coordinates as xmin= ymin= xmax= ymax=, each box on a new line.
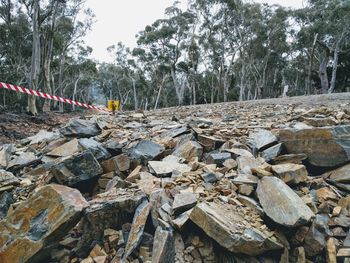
xmin=0 ymin=82 xmax=109 ymax=113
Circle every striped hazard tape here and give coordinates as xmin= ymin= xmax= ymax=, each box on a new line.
xmin=0 ymin=82 xmax=109 ymax=113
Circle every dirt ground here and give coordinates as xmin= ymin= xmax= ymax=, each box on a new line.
xmin=1 ymin=92 xmax=349 ymax=144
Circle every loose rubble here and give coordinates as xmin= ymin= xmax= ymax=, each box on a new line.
xmin=0 ymin=99 xmax=350 ymax=262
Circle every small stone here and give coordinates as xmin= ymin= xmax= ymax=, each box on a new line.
xmin=223 ymin=159 xmax=237 ymax=170
xmin=201 ymin=172 xmax=219 ymax=183
xmin=316 ymin=187 xmax=338 ymax=202
xmin=172 ymin=193 xmax=197 ymax=216
xmin=332 ymin=206 xmax=342 ymax=217
xmin=238 ymin=184 xmax=254 ymax=196
xmin=206 ymin=152 xmax=231 ymax=167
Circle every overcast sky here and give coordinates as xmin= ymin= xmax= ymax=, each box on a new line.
xmin=83 ymin=0 xmax=305 ymax=62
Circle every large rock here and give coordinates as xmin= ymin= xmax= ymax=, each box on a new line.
xmin=189 ymin=201 xmax=283 ymax=255
xmin=257 ymin=177 xmax=314 ymax=227
xmin=50 ymin=151 xmax=103 ymax=187
xmin=248 ymin=129 xmax=278 ymax=151
xmin=271 ymin=163 xmax=308 ymax=185
xmin=123 ymin=200 xmax=150 ymax=260
xmin=46 ymin=138 xmax=81 ymax=157
xmin=129 ymin=140 xmax=165 ymax=164
xmin=77 ymin=188 xmax=146 ymax=255
xmin=0 ymin=184 xmax=88 ymax=263
xmin=173 ymin=141 xmax=203 ymax=162
xmin=323 ymin=163 xmax=350 ymax=183
xmin=152 ymin=226 xmax=175 ymax=263
xmin=59 ymin=119 xmax=101 ymax=138
xmin=279 ymin=125 xmax=350 ymax=167
xmin=79 ymin=138 xmax=111 ymax=160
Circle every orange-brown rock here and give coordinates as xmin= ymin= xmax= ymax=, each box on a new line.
xmin=0 ymin=184 xmax=89 ymax=263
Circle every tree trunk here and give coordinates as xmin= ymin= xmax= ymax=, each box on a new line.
xmin=72 ymin=76 xmax=81 ymax=111
xmin=239 ymin=65 xmax=246 ymax=101
xmin=307 ymin=33 xmax=318 ymax=95
xmin=58 ymin=49 xmax=66 ymax=112
xmin=319 ymin=49 xmax=330 ymax=94
xmin=28 ymin=0 xmax=40 ymax=115
xmin=130 ymin=76 xmax=138 ymax=110
xmin=329 ymin=42 xmax=341 ymax=94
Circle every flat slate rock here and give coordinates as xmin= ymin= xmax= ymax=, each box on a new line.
xmin=323 ymin=163 xmax=350 ymax=183
xmin=261 ymin=143 xmax=283 ymax=162
xmin=0 ymin=169 xmax=20 ymax=188
xmin=248 ymin=129 xmax=278 ymax=151
xmin=79 ymin=138 xmax=111 ymax=160
xmin=279 ymin=125 xmax=350 ymax=167
xmin=148 ymin=160 xmax=190 ymax=177
xmin=0 ymin=184 xmax=88 ymax=263
xmin=189 ymin=201 xmax=283 ymax=255
xmin=129 ymin=140 xmax=165 ymax=164
xmin=172 ymin=193 xmax=197 ymax=216
xmin=59 ymin=119 xmax=101 ymax=138
xmin=257 ymin=176 xmax=314 ymax=227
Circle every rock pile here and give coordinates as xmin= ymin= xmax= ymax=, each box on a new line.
xmin=0 ymin=100 xmax=350 ymax=263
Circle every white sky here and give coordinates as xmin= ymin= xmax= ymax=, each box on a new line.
xmin=83 ymin=0 xmax=305 ymax=63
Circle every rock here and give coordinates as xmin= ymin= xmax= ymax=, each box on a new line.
xmin=173 ymin=141 xmax=203 ymax=162
xmin=316 ymin=187 xmax=338 ymax=202
xmin=0 ymin=169 xmax=20 ymax=189
xmin=279 ymin=125 xmax=350 ymax=167
xmin=271 ymin=163 xmax=308 ymax=184
xmin=326 ymin=237 xmax=337 ymax=263
xmin=50 ymin=151 xmax=103 ymax=188
xmin=189 ymin=201 xmax=283 ymax=255
xmin=201 ymin=172 xmax=219 ymax=183
xmin=224 ymin=148 xmax=254 ymax=158
xmin=257 ymin=177 xmax=314 ymax=227
xmin=238 ymin=184 xmax=254 ymax=196
xmin=7 ymin=151 xmax=38 ymax=170
xmin=123 ymin=200 xmax=150 ymax=260
xmin=304 ymin=225 xmax=326 ymax=257
xmin=148 ymin=160 xmax=190 ymax=177
xmin=273 ymin=154 xmax=308 ymax=165
xmin=324 ymin=163 xmax=350 ymax=183
xmin=172 ymin=193 xmax=197 ymax=216
xmin=261 ymin=143 xmax=283 ymax=162
xmin=0 ymin=184 xmax=88 ymax=263
xmin=0 ymin=144 xmax=12 ymax=168
xmin=172 ymin=211 xmax=191 ymax=231
xmin=113 ymin=154 xmax=131 ymax=172
xmin=79 ymin=138 xmax=111 ymax=160
xmin=129 ymin=140 xmax=165 ymax=164
xmin=223 ymin=159 xmax=237 ymax=170
xmin=47 ymin=138 xmax=81 ymax=157
xmin=104 ymin=139 xmax=123 ymax=156
xmin=248 ymin=129 xmax=278 ymax=151
xmin=105 ymin=176 xmax=131 ymax=192
xmin=136 ymin=172 xmax=161 ymax=196
xmin=337 ymin=248 xmax=350 ymax=257
xmin=27 ymin=130 xmax=60 ymax=145
xmin=77 ymin=188 xmax=146 ymax=255
xmin=59 ymin=119 xmax=101 ymax=138
xmin=237 ymin=156 xmax=265 ymax=175
xmin=164 ymin=126 xmax=189 ymax=138
xmin=0 ymin=191 xmax=14 ymax=219
xmin=206 ymin=152 xmax=231 ymax=167
xmin=152 ymin=226 xmax=175 ymax=263
xmin=197 ymin=135 xmax=225 ymax=150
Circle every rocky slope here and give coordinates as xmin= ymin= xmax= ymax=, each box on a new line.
xmin=1 ymin=97 xmax=350 ymax=263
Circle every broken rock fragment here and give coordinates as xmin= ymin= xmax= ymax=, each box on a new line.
xmin=172 ymin=193 xmax=197 ymax=216
xmin=129 ymin=140 xmax=165 ymax=164
xmin=189 ymin=201 xmax=283 ymax=255
xmin=271 ymin=163 xmax=308 ymax=184
xmin=59 ymin=119 xmax=101 ymax=138
xmin=173 ymin=141 xmax=203 ymax=162
xmin=248 ymin=129 xmax=278 ymax=151
xmin=50 ymin=151 xmax=103 ymax=187
xmin=279 ymin=125 xmax=350 ymax=167
xmin=152 ymin=226 xmax=175 ymax=263
xmin=0 ymin=184 xmax=88 ymax=263
xmin=257 ymin=176 xmax=314 ymax=227
xmin=0 ymin=169 xmax=20 ymax=189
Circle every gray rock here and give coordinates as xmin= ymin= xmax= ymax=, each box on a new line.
xmin=0 ymin=144 xmax=13 ymax=168
xmin=206 ymin=152 xmax=231 ymax=167
xmin=0 ymin=169 xmax=20 ymax=189
xmin=104 ymin=139 xmax=123 ymax=155
xmin=261 ymin=143 xmax=283 ymax=162
xmin=59 ymin=119 xmax=101 ymax=138
xmin=198 ymin=135 xmax=225 ymax=151
xmin=323 ymin=163 xmax=350 ymax=183
xmin=105 ymin=176 xmax=132 ymax=192
xmin=123 ymin=200 xmax=150 ymax=260
xmin=237 ymin=156 xmax=265 ymax=175
xmin=189 ymin=201 xmax=283 ymax=255
xmin=224 ymin=148 xmax=254 ymax=158
xmin=257 ymin=177 xmax=314 ymax=227
xmin=279 ymin=125 xmax=350 ymax=167
xmin=148 ymin=160 xmax=190 ymax=177
xmin=129 ymin=140 xmax=165 ymax=164
xmin=201 ymin=172 xmax=219 ymax=183
xmin=79 ymin=138 xmax=111 ymax=160
xmin=172 ymin=193 xmax=197 ymax=216
xmin=173 ymin=141 xmax=203 ymax=162
xmin=0 ymin=191 xmax=14 ymax=219
xmin=152 ymin=226 xmax=175 ymax=263
xmin=50 ymin=151 xmax=103 ymax=187
xmin=27 ymin=130 xmax=60 ymax=145
xmin=248 ymin=129 xmax=278 ymax=151
xmin=304 ymin=225 xmax=326 ymax=257
xmin=163 ymin=126 xmax=189 ymax=138
xmin=7 ymin=151 xmax=38 ymax=170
